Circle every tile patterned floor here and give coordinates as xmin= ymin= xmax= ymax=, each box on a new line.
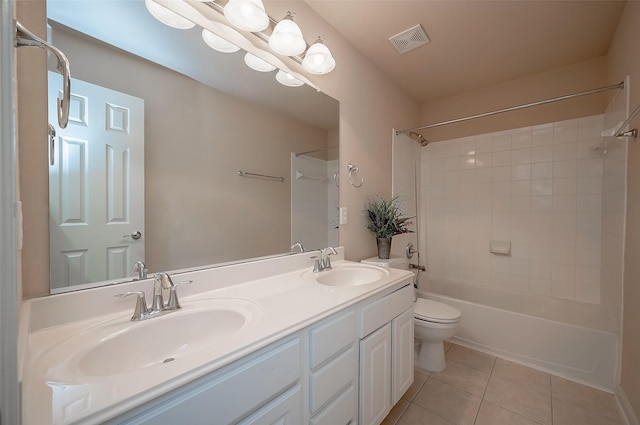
xmin=382 ymin=342 xmax=624 ymax=425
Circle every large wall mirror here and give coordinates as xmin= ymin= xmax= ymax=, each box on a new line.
xmin=46 ymin=0 xmax=339 ymax=293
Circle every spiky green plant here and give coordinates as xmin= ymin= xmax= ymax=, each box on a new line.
xmin=364 ymin=195 xmax=413 ymax=239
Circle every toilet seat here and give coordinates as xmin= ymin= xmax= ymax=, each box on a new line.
xmin=414 ymin=298 xmax=461 ymax=324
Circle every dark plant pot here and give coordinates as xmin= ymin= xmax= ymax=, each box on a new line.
xmin=377 ymin=237 xmax=392 ymax=259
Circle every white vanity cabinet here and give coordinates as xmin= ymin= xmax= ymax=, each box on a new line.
xmin=358 ymin=284 xmax=414 ymax=425
xmin=103 ymin=283 xmax=413 ymax=425
xmin=308 ymin=310 xmax=358 ymax=425
xmin=107 ymin=336 xmax=303 ymax=425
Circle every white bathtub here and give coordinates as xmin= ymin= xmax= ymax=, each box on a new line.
xmin=418 ymin=290 xmax=619 ymax=393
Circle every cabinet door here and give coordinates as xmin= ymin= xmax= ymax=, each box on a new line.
xmin=392 ymin=308 xmax=414 ymax=404
xmin=359 ymin=323 xmax=391 ymax=425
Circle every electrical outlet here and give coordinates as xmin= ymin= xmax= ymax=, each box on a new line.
xmin=339 ymin=207 xmax=348 ymax=225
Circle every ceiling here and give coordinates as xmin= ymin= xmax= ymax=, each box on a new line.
xmin=305 ymin=0 xmax=627 ymax=104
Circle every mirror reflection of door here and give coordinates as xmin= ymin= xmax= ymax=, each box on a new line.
xmin=48 ymin=72 xmax=144 ymax=291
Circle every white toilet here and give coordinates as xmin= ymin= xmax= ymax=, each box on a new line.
xmin=361 ymin=256 xmax=462 ymax=372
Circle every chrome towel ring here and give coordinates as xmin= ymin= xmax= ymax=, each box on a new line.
xmin=347 ymin=163 xmax=363 ymax=188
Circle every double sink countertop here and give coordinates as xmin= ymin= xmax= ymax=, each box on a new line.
xmin=19 ymin=248 xmax=414 ymax=424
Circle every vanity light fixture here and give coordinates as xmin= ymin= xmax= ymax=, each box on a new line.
xmin=223 ymin=0 xmax=270 ymax=33
xmin=302 ymin=37 xmax=336 ymax=75
xmin=244 ymin=52 xmax=277 ymax=72
xmin=275 ymin=69 xmax=304 ymax=87
xmin=144 ymin=0 xmax=195 ymax=30
xmin=268 ymin=12 xmax=306 ymax=57
xmin=202 ymin=29 xmax=241 ymax=53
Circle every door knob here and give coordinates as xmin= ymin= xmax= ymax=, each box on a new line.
xmin=123 ymin=231 xmax=142 ymax=240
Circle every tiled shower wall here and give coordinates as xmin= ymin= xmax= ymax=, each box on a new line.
xmin=423 ymin=115 xmax=622 ymax=304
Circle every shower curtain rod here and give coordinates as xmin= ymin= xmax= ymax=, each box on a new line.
xmin=398 ymin=81 xmax=624 ymax=136
xmin=295 ymin=144 xmax=338 ymax=157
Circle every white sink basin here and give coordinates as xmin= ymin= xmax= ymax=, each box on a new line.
xmin=302 ymin=263 xmax=389 ymax=287
xmin=49 ymin=298 xmax=262 ymax=377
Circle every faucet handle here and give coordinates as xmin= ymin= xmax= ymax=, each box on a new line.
xmin=310 ymin=255 xmax=322 ymax=273
xmin=165 ymin=279 xmax=193 ymax=311
xmin=115 ymin=291 xmax=150 ymax=321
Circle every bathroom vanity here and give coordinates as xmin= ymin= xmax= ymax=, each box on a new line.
xmin=20 ymin=248 xmax=414 ymax=425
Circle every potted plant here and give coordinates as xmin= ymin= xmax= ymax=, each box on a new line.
xmin=364 ymin=195 xmax=413 ymax=259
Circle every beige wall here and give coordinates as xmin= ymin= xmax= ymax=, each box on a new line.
xmin=264 ymin=2 xmax=422 ymax=262
xmin=607 ymin=0 xmax=640 ymax=418
xmin=419 ymin=57 xmax=609 ymax=142
xmin=16 ymin=0 xmax=48 ymax=298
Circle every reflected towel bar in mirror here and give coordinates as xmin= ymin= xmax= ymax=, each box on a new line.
xmin=237 ymin=170 xmax=284 ymax=182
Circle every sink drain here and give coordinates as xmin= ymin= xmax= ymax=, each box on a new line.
xmin=163 ymin=357 xmax=175 ymax=364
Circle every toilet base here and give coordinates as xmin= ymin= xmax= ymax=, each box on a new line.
xmin=415 ymin=340 xmax=447 ymax=372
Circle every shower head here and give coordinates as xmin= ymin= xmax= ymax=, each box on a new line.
xmin=408 ymin=131 xmax=430 ymax=147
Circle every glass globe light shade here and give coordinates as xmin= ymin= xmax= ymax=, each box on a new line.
xmin=224 ymin=0 xmax=269 ymax=32
xmin=268 ymin=13 xmax=306 ymax=56
xmin=275 ymin=70 xmax=304 ymax=87
xmin=145 ymin=0 xmax=195 ymax=30
xmin=244 ymin=52 xmax=277 ymax=72
xmin=302 ymin=39 xmax=336 ymax=75
xmin=202 ymin=29 xmax=241 ymax=53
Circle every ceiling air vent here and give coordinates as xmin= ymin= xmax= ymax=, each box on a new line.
xmin=388 ymin=24 xmax=430 ymax=54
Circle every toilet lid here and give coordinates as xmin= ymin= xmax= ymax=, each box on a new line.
xmin=414 ymin=299 xmax=461 ymax=324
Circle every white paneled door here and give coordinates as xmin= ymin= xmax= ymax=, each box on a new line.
xmin=48 ymin=72 xmax=144 ymax=290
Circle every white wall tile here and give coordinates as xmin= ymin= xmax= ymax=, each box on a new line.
xmin=532 ymin=162 xmax=553 ymax=179
xmin=553 ymin=143 xmax=578 ymax=161
xmin=532 ymin=145 xmax=553 ymax=163
xmin=493 ymin=150 xmax=511 ymax=167
xmin=512 ymin=148 xmax=532 ymax=165
xmin=512 ymin=164 xmax=531 ymax=180
xmin=422 ymin=114 xmax=617 ymax=306
xmin=532 ymin=126 xmax=553 ymax=147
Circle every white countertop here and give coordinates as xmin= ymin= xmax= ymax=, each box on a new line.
xmin=20 ymin=249 xmax=414 ymax=424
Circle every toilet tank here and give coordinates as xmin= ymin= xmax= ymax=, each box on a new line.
xmin=361 ymin=256 xmax=408 ymax=270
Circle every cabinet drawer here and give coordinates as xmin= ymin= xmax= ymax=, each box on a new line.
xmin=309 ymin=310 xmax=355 ymax=369
xmin=239 ymin=385 xmax=302 ymax=425
xmin=121 ymin=337 xmax=301 ymax=425
xmin=310 ymin=385 xmax=356 ymax=425
xmin=309 ymin=346 xmax=356 ymax=414
xmin=359 ymin=284 xmax=413 ymax=337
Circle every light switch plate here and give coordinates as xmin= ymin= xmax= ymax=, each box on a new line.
xmin=339 ymin=207 xmax=348 ymax=225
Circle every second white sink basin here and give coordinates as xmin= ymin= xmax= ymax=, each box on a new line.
xmin=303 ymin=263 xmax=389 ymax=287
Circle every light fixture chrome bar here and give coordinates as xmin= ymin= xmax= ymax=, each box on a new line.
xmin=399 ymin=81 xmax=625 ymax=135
xmin=15 ymin=21 xmax=71 ymax=128
xmin=613 ymin=102 xmax=640 ymax=138
xmin=295 ymin=144 xmax=338 ymax=157
xmin=237 ymin=170 xmax=284 ymax=182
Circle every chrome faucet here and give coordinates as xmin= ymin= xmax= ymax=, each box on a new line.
xmin=291 ymin=242 xmax=305 ymax=253
xmin=116 ymin=272 xmax=193 ymax=321
xmin=312 ymin=247 xmax=338 ymax=272
xmin=133 ymin=260 xmax=148 ymax=280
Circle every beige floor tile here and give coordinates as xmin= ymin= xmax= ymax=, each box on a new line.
xmin=396 ymin=403 xmax=456 ymax=425
xmin=431 ymin=361 xmax=490 ymax=397
xmin=381 ymin=398 xmax=410 ymax=425
xmin=445 ymin=344 xmax=496 ymax=373
xmin=484 ymin=375 xmax=552 ymax=425
xmin=413 ymin=377 xmax=482 ymax=425
xmin=492 ymin=358 xmax=550 ymax=396
xmin=444 ymin=340 xmax=453 ymax=352
xmin=403 ymin=368 xmax=430 ymax=401
xmin=474 ymin=400 xmax=544 ymax=425
xmin=551 ymin=376 xmax=622 ymax=425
